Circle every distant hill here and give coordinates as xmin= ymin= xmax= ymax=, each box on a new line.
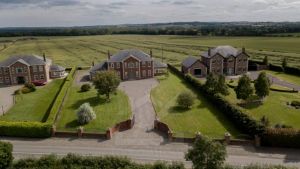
xmin=0 ymin=22 xmax=300 ymax=37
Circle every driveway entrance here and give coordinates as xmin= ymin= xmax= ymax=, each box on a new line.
xmin=115 ymin=78 xmax=165 ymax=145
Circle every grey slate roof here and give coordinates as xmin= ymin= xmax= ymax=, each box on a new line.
xmin=109 ymin=49 xmax=152 ymax=62
xmin=201 ymin=46 xmax=242 ymax=58
xmin=50 ymin=64 xmax=65 ymax=72
xmin=0 ymin=54 xmax=51 ymax=67
xmin=153 ymin=60 xmax=167 ymax=68
xmin=182 ymin=56 xmax=199 ymax=68
xmin=90 ymin=61 xmax=108 ymax=73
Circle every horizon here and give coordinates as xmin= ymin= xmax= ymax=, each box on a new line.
xmin=0 ymin=0 xmax=300 ymax=27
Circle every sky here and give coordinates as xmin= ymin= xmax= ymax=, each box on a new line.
xmin=0 ymin=0 xmax=300 ymax=27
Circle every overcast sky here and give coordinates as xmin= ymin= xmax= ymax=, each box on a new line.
xmin=0 ymin=0 xmax=299 ymax=27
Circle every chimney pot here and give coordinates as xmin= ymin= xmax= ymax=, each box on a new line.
xmin=43 ymin=53 xmax=46 ymax=62
xmin=208 ymin=48 xmax=211 ymax=56
xmin=150 ymin=49 xmax=153 ymax=58
xmin=108 ymin=50 xmax=111 ymax=60
xmin=242 ymin=47 xmax=246 ymax=53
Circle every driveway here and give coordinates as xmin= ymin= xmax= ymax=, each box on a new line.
xmin=0 ymin=85 xmax=21 ymax=115
xmin=115 ymin=78 xmax=165 ymax=146
xmin=249 ymin=71 xmax=300 ymax=91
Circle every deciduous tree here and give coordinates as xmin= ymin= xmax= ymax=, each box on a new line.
xmin=235 ymin=75 xmax=253 ymax=101
xmin=255 ymin=72 xmax=270 ymax=100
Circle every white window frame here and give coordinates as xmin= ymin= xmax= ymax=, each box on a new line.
xmin=40 ymin=74 xmax=45 ymax=80
xmin=39 ymin=65 xmax=44 ymax=72
xmin=16 ymin=67 xmax=23 ymax=73
xmin=148 ymin=70 xmax=151 ymax=76
xmin=33 ymin=66 xmax=37 ymax=73
xmin=111 ymin=63 xmax=114 ymax=68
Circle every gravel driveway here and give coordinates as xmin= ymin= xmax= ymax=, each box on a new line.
xmin=115 ymin=78 xmax=165 ymax=146
xmin=0 ymin=85 xmax=21 ymax=115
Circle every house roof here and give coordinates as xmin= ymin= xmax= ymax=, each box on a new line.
xmin=109 ymin=49 xmax=152 ymax=62
xmin=0 ymin=54 xmax=51 ymax=67
xmin=154 ymin=60 xmax=167 ymax=68
xmin=201 ymin=46 xmax=243 ymax=58
xmin=50 ymin=64 xmax=65 ymax=72
xmin=182 ymin=56 xmax=199 ymax=68
xmin=90 ymin=61 xmax=108 ymax=73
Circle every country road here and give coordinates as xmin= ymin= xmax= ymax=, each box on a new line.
xmin=1 ymin=137 xmax=300 ymax=168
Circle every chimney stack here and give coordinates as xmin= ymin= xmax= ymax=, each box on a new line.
xmin=208 ymin=48 xmax=211 ymax=56
xmin=107 ymin=50 xmax=111 ymax=60
xmin=92 ymin=61 xmax=95 ymax=66
xmin=150 ymin=49 xmax=153 ymax=58
xmin=43 ymin=53 xmax=46 ymax=62
xmin=242 ymin=47 xmax=246 ymax=53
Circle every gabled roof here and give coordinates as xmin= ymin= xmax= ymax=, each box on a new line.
xmin=50 ymin=64 xmax=65 ymax=72
xmin=182 ymin=56 xmax=199 ymax=68
xmin=0 ymin=54 xmax=51 ymax=67
xmin=154 ymin=60 xmax=167 ymax=68
xmin=90 ymin=61 xmax=108 ymax=73
xmin=109 ymin=49 xmax=152 ymax=62
xmin=201 ymin=46 xmax=244 ymax=58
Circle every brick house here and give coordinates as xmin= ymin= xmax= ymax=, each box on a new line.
xmin=0 ymin=54 xmax=65 ymax=85
xmin=182 ymin=46 xmax=249 ymax=77
xmin=90 ymin=49 xmax=167 ymax=80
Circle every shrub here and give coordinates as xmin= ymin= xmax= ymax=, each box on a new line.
xmin=76 ymin=103 xmax=96 ymax=125
xmin=81 ymin=83 xmax=91 ymax=92
xmin=291 ymin=101 xmax=300 ymax=108
xmin=176 ymin=91 xmax=196 ymax=109
xmin=21 ymin=87 xmax=31 ymax=94
xmin=185 ymin=137 xmax=226 ymax=169
xmin=0 ymin=141 xmax=13 ymax=169
xmin=254 ymin=72 xmax=270 ymax=100
xmin=24 ymin=83 xmax=36 ymax=92
xmin=14 ymin=89 xmax=21 ymax=95
xmin=235 ymin=75 xmax=253 ymax=101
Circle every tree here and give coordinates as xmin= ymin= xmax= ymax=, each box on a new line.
xmin=254 ymin=72 xmax=270 ymax=100
xmin=76 ymin=103 xmax=96 ymax=125
xmin=177 ymin=91 xmax=196 ymax=109
xmin=204 ymin=73 xmax=218 ymax=94
xmin=262 ymin=56 xmax=269 ymax=65
xmin=185 ymin=137 xmax=226 ymax=169
xmin=0 ymin=141 xmax=13 ymax=169
xmin=216 ymin=75 xmax=229 ymax=96
xmin=282 ymin=57 xmax=288 ymax=69
xmin=81 ymin=84 xmax=91 ymax=92
xmin=260 ymin=116 xmax=270 ymax=127
xmin=93 ymin=71 xmax=121 ymax=101
xmin=235 ymin=75 xmax=253 ymax=101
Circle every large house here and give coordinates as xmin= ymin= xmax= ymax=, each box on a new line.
xmin=90 ymin=49 xmax=167 ymax=80
xmin=0 ymin=54 xmax=65 ymax=85
xmin=182 ymin=46 xmax=249 ymax=77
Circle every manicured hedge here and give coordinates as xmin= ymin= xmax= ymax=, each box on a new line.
xmin=0 ymin=67 xmax=76 ymax=138
xmin=168 ymin=64 xmax=266 ymax=137
xmin=0 ymin=121 xmax=51 ymax=138
xmin=269 ymin=64 xmax=284 ymax=72
xmin=262 ymin=128 xmax=300 ymax=148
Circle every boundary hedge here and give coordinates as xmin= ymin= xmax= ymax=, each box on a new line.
xmin=0 ymin=67 xmax=76 ymax=138
xmin=262 ymin=128 xmax=300 ymax=148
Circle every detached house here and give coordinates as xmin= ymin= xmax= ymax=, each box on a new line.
xmin=90 ymin=49 xmax=167 ymax=80
xmin=0 ymin=54 xmax=65 ymax=85
xmin=182 ymin=46 xmax=249 ymax=77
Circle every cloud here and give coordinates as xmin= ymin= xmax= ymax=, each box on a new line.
xmin=0 ymin=0 xmax=83 ymax=8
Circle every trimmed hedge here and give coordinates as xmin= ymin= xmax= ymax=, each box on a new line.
xmin=269 ymin=64 xmax=284 ymax=72
xmin=0 ymin=67 xmax=76 ymax=138
xmin=0 ymin=141 xmax=13 ymax=169
xmin=262 ymin=128 xmax=300 ymax=148
xmin=168 ymin=64 xmax=266 ymax=137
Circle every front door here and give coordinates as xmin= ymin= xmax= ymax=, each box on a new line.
xmin=128 ymin=70 xmax=136 ymax=80
xmin=17 ymin=76 xmax=25 ymax=84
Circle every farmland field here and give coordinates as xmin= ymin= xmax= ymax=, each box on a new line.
xmin=0 ymin=35 xmax=300 ymax=68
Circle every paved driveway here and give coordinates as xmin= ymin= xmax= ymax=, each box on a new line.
xmin=0 ymin=85 xmax=21 ymax=115
xmin=116 ymin=78 xmax=165 ymax=146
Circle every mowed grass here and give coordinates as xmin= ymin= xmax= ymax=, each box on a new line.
xmin=151 ymin=72 xmax=242 ymax=139
xmin=265 ymin=70 xmax=300 ymax=86
xmin=56 ymin=86 xmax=131 ymax=133
xmin=0 ymin=79 xmax=64 ymax=122
xmin=0 ymin=35 xmax=300 ymax=67
xmin=225 ymin=86 xmax=300 ymax=129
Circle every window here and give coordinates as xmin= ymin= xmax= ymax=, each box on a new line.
xmin=148 ymin=62 xmax=151 ymax=67
xmin=33 ymin=66 xmax=37 ymax=72
xmin=136 ymin=71 xmax=139 ymax=77
xmin=16 ymin=67 xmax=23 ymax=73
xmin=142 ymin=62 xmax=146 ymax=67
xmin=148 ymin=70 xmax=151 ymax=76
xmin=111 ymin=63 xmax=114 ymax=68
xmin=128 ymin=62 xmax=135 ymax=68
xmin=117 ymin=63 xmax=120 ymax=68
xmin=212 ymin=60 xmax=216 ymax=64
xmin=4 ymin=68 xmax=9 ymax=74
xmin=40 ymin=74 xmax=45 ymax=80
xmin=194 ymin=69 xmax=202 ymax=76
xmin=244 ymin=59 xmax=247 ymax=62
xmin=11 ymin=68 xmax=15 ymax=74
xmin=0 ymin=77 xmax=3 ymax=83
xmin=24 ymin=67 xmax=27 ymax=73
xmin=34 ymin=75 xmax=39 ymax=80
xmin=39 ymin=66 xmax=44 ymax=72
xmin=135 ymin=62 xmax=139 ymax=68
xmin=142 ymin=70 xmax=146 ymax=77
xmin=5 ymin=76 xmax=10 ymax=82
xmin=0 ymin=69 xmax=2 ymax=74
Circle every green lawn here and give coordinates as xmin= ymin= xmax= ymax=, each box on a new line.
xmin=266 ymin=70 xmax=300 ymax=86
xmin=151 ymin=72 xmax=242 ymax=139
xmin=225 ymin=88 xmax=300 ymax=129
xmin=0 ymin=79 xmax=64 ymax=122
xmin=56 ymin=86 xmax=131 ymax=133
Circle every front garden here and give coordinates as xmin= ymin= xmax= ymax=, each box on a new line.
xmin=151 ymin=72 xmax=242 ymax=138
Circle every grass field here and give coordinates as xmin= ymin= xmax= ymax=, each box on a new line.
xmin=0 ymin=35 xmax=300 ymax=68
xmin=151 ymin=72 xmax=242 ymax=139
xmin=0 ymin=79 xmax=64 ymax=122
xmin=56 ymin=86 xmax=131 ymax=133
